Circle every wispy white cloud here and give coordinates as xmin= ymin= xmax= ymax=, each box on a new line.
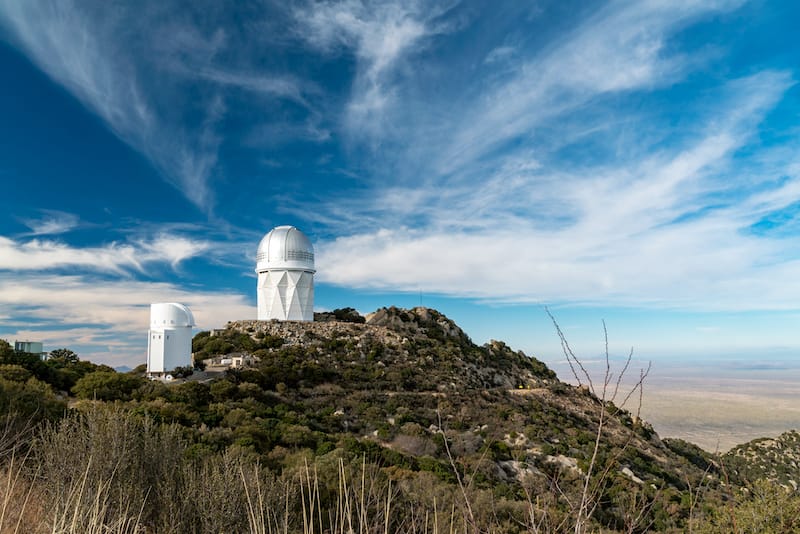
xmin=194 ymin=67 xmax=310 ymax=106
xmin=19 ymin=209 xmax=80 ymax=235
xmin=316 ymin=69 xmax=800 ymax=312
xmin=0 ymin=0 xmax=223 ymax=210
xmin=430 ymin=0 xmax=746 ymax=178
xmin=0 ymin=1 xmax=321 ymax=213
xmin=283 ymin=0 xmax=750 ymax=213
xmin=483 ymin=45 xmax=516 ymax=65
xmin=0 ymin=234 xmax=209 ymax=273
xmin=293 ymin=0 xmax=453 ymax=136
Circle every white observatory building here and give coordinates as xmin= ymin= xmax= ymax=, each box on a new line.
xmin=147 ymin=302 xmax=195 ymax=376
xmin=256 ymin=225 xmax=315 ymax=321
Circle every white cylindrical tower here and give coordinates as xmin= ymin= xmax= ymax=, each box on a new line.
xmin=147 ymin=302 xmax=195 ymax=375
xmin=256 ymin=225 xmax=315 ymax=321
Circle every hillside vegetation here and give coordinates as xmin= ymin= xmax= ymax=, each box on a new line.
xmin=723 ymin=430 xmax=800 ymax=489
xmin=0 ymin=306 xmax=797 ymax=533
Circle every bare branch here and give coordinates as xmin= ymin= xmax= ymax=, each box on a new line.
xmin=437 ymin=409 xmax=476 ymax=531
xmin=546 ymin=307 xmax=594 ymax=392
xmin=547 ymin=310 xmax=653 ymax=534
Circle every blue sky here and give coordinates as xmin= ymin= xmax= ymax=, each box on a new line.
xmin=2 ymin=0 xmax=800 ymax=370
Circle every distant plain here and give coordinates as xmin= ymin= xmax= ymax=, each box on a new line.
xmin=641 ymin=367 xmax=800 ymax=452
xmin=548 ymin=359 xmax=800 ymax=452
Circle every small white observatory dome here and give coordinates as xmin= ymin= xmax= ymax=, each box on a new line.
xmin=256 ymin=225 xmax=315 ymax=272
xmin=256 ymin=225 xmax=315 ymax=322
xmin=149 ymin=302 xmax=195 ymax=328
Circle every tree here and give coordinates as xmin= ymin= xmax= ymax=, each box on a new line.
xmin=192 ymin=331 xmax=211 ymax=353
xmin=130 ymin=363 xmax=147 ymax=375
xmin=0 ymin=375 xmax=66 ymax=422
xmin=0 ymin=340 xmax=13 ymax=359
xmin=48 ymin=348 xmax=79 ymax=365
xmin=71 ymin=371 xmax=145 ymax=401
xmin=0 ymin=364 xmax=32 ymax=382
xmin=192 ymin=355 xmax=206 ymax=371
xmin=333 ymin=307 xmax=366 ymax=323
xmin=170 ymin=366 xmax=194 ymax=378
xmin=45 ymin=353 xmax=101 ymax=392
xmin=171 ymin=381 xmax=211 ymax=408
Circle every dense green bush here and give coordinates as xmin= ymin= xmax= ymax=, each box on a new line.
xmin=0 ymin=375 xmax=66 ymax=423
xmin=332 ymin=307 xmax=366 ymax=323
xmin=193 ymin=329 xmax=282 ymax=361
xmin=72 ymin=371 xmax=145 ymax=401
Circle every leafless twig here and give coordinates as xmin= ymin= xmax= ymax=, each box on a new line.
xmin=547 ymin=309 xmax=652 ymax=534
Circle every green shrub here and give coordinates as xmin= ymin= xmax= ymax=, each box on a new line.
xmin=72 ymin=371 xmax=145 ymax=401
xmin=0 ymin=364 xmax=32 ymax=382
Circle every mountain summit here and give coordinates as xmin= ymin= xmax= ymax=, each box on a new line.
xmin=190 ymin=306 xmax=730 ymax=530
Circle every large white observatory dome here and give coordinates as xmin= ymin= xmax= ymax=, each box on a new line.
xmin=256 ymin=225 xmax=315 ymax=272
xmin=256 ymin=225 xmax=315 ymax=321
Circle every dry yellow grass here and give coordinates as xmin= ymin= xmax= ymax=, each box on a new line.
xmin=0 ymin=464 xmax=46 ymax=534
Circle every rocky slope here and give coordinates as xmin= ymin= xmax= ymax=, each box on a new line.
xmin=192 ymin=306 xmax=733 ymax=530
xmin=724 ymin=430 xmax=800 ymax=490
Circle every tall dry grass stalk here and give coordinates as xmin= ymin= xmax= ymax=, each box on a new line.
xmin=0 ymin=449 xmax=43 ymax=534
xmin=47 ymin=455 xmax=144 ymax=534
xmin=547 ymin=309 xmax=650 ymax=534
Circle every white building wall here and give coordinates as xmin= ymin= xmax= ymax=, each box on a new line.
xmin=257 ymin=269 xmax=314 ymax=321
xmin=147 ymin=303 xmax=194 ymax=374
xmin=14 ymin=341 xmax=43 ymax=354
xmin=14 ymin=341 xmax=46 ymax=360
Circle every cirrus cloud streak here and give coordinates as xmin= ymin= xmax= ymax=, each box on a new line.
xmin=316 ymin=70 xmax=800 ymax=312
xmin=0 ymin=234 xmax=210 ymax=273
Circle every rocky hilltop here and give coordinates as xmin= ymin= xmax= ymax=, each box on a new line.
xmin=192 ymin=306 xmax=735 ymax=530
xmin=222 ymin=306 xmax=554 ymax=391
